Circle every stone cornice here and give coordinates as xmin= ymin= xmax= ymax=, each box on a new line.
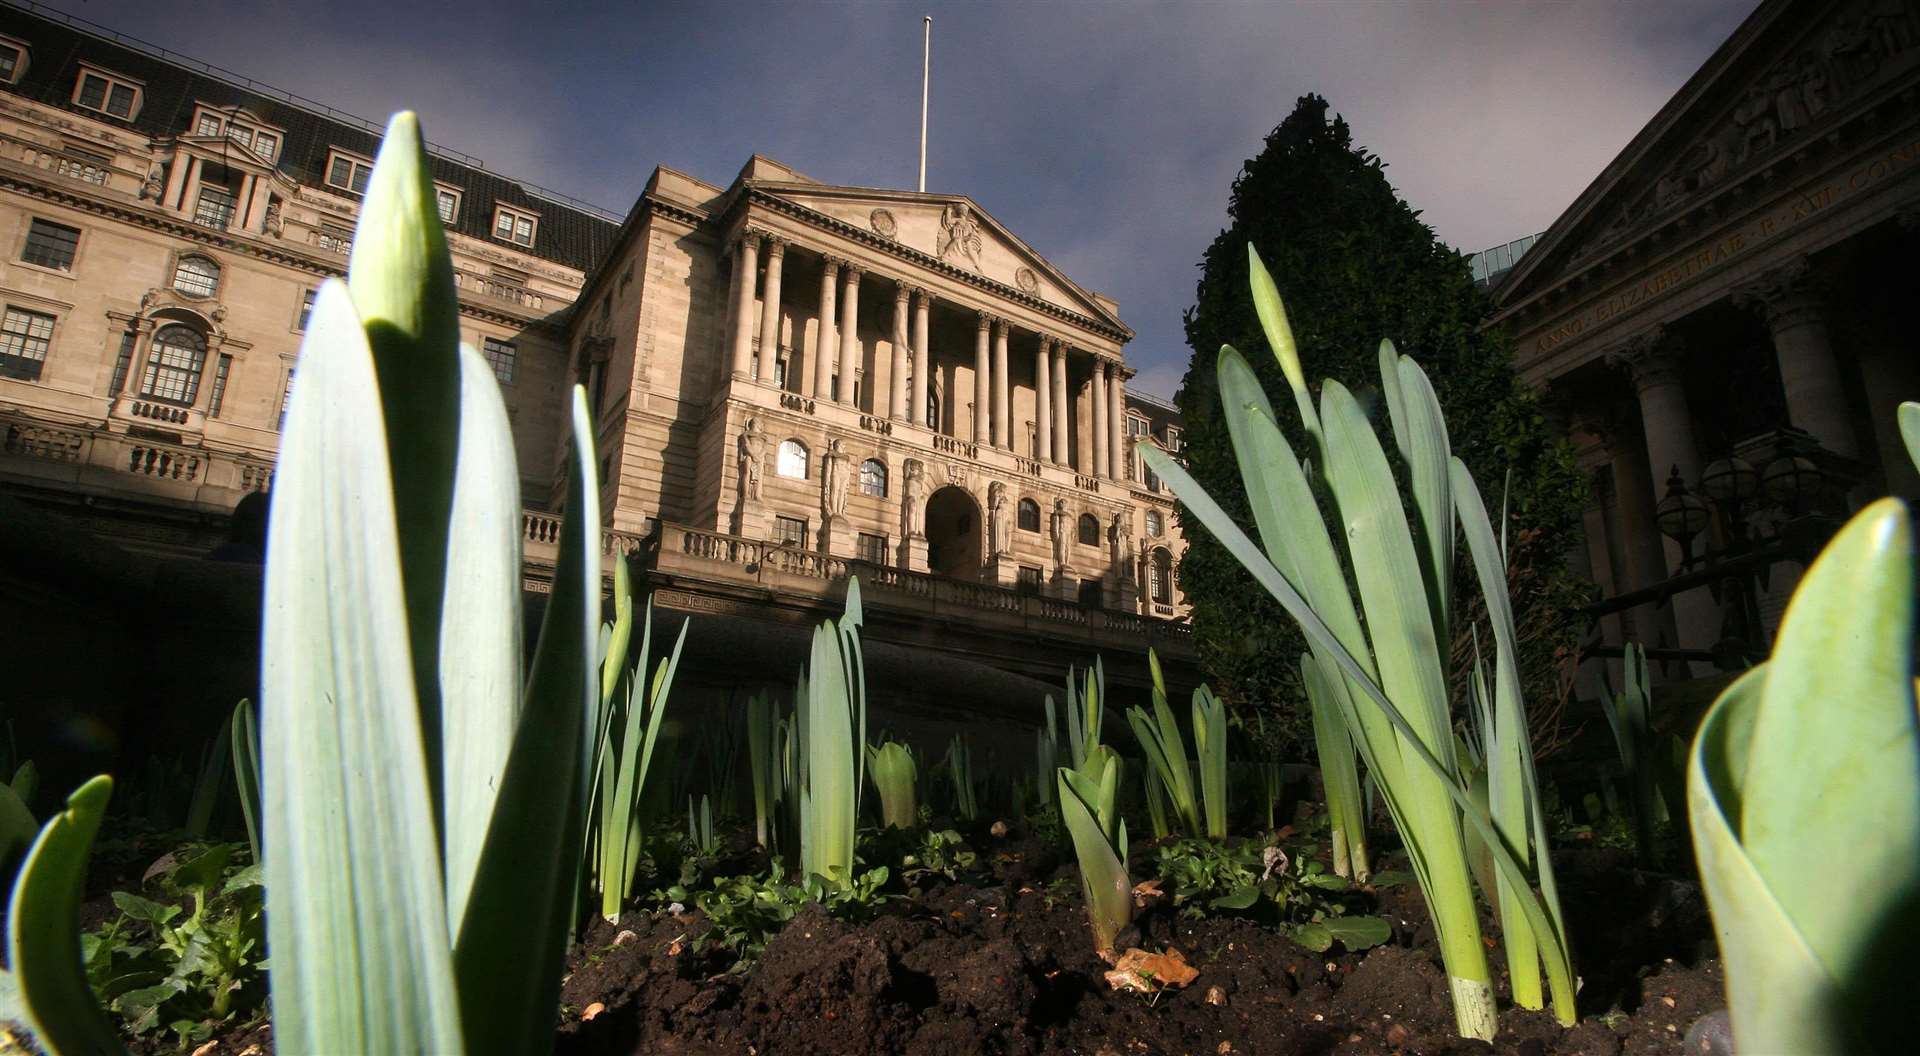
xmin=738 ymin=188 xmax=1134 ymax=344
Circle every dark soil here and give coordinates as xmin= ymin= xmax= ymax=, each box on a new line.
xmin=552 ymin=835 xmax=1724 ymax=1056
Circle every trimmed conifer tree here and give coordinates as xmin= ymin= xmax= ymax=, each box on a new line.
xmin=1174 ymin=93 xmax=1588 ymax=755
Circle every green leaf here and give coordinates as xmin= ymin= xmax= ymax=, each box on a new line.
xmin=261 ymin=278 xmax=464 ymax=1054
xmin=1899 ymin=402 xmax=1920 ymax=472
xmin=439 ymin=338 xmax=527 ymax=936
xmin=1289 ymin=922 xmax=1333 ymax=953
xmin=5 ymin=775 xmax=123 ymax=1056
xmin=453 ymin=387 xmax=599 ymax=1056
xmin=1322 ymin=915 xmax=1392 ymax=951
xmin=1209 ymin=885 xmax=1260 ymax=911
xmin=230 ymin=700 xmax=261 ymax=863
xmin=109 ymin=892 xmax=178 ymax=927
xmin=1058 ymin=761 xmax=1130 ymax=953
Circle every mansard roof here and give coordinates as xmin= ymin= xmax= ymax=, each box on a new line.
xmin=0 ymin=1 xmax=622 ymax=272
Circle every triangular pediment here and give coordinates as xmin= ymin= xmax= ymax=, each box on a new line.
xmin=1497 ymin=0 xmax=1916 ymax=305
xmin=757 ymin=183 xmax=1127 ymax=333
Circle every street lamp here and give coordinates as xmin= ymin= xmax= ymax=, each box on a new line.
xmin=1655 ymin=465 xmax=1712 ymax=560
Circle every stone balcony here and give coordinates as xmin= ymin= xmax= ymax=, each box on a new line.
xmin=646 ymin=520 xmax=1194 ymax=659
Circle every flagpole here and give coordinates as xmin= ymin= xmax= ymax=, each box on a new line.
xmin=919 ymin=15 xmax=931 ymax=193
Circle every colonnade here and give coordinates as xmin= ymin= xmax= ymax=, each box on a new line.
xmin=722 ymin=227 xmax=1134 ymax=481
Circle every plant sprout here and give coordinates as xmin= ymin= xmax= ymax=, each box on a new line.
xmin=866 ymin=740 xmax=918 ymax=831
xmin=1302 ymin=653 xmax=1368 ymax=879
xmin=797 ymin=581 xmax=868 ymax=886
xmin=1057 ymin=755 xmax=1131 ymax=957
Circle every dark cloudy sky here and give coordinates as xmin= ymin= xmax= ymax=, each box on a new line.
xmin=52 ymin=0 xmax=1757 ymax=399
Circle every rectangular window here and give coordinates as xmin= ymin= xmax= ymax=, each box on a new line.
xmin=481 ymin=337 xmax=516 ymax=384
xmin=108 ymin=330 xmax=135 ymax=395
xmin=226 ymin=126 xmax=253 ymax=150
xmin=0 ymin=43 xmax=23 ymax=84
xmin=316 ymin=222 xmax=353 ymax=255
xmin=436 ymin=187 xmax=460 ymax=224
xmin=1164 ymin=426 xmax=1182 ymax=452
xmin=21 ymin=219 xmax=80 ymax=270
xmin=195 ymin=113 xmax=222 ymax=137
xmin=1079 ymin=578 xmax=1104 ymax=609
xmin=856 ymin=532 xmax=889 ymax=565
xmin=251 ymin=131 xmax=277 ymax=161
xmin=492 ymin=206 xmax=537 ymax=247
xmin=193 ymin=186 xmax=236 ymax=230
xmin=296 ymin=288 xmax=316 ymax=331
xmin=74 ymin=71 xmax=139 ymax=119
xmin=207 ymin=353 xmax=232 ymax=417
xmin=140 ymin=336 xmax=202 ymax=404
xmin=277 ymin=369 xmax=295 ymax=430
xmin=0 ymin=306 xmax=54 ymax=381
xmin=774 ymin=515 xmax=808 ymax=549
xmin=1017 ymin=565 xmax=1043 ymax=595
xmin=325 ymin=151 xmax=372 ymax=194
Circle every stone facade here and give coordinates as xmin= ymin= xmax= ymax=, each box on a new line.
xmin=0 ymin=4 xmax=1190 ymax=639
xmin=1491 ymin=0 xmax=1920 ymax=675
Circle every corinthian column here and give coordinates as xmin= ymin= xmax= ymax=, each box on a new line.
xmin=973 ymin=312 xmax=992 ymax=444
xmin=756 ymin=236 xmax=786 ymax=385
xmin=836 ymin=264 xmax=861 ymax=406
xmin=992 ymin=319 xmax=1010 ymax=449
xmin=1051 ymin=343 xmax=1070 ymax=466
xmin=1733 ymin=258 xmax=1859 ymax=458
xmin=1035 ymin=336 xmax=1053 ymax=462
xmin=1109 ymin=368 xmax=1127 ymax=481
xmin=812 ymin=255 xmax=840 ymax=399
xmin=912 ymin=289 xmax=932 ymax=428
xmin=1092 ymin=359 xmax=1110 ymax=478
xmin=728 ymin=230 xmax=762 ymax=379
xmin=889 ymin=282 xmax=910 ymax=418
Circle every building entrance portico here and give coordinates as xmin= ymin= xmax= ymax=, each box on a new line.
xmin=925 ymin=485 xmax=983 ymax=581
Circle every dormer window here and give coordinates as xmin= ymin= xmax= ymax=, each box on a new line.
xmin=435 ymin=186 xmax=461 ymax=224
xmin=73 ymin=68 xmax=142 ymax=120
xmin=1163 ymin=426 xmax=1182 ymax=452
xmin=0 ymin=38 xmax=26 ymax=84
xmin=191 ymin=107 xmax=281 ymax=162
xmin=195 ymin=113 xmax=223 ymax=137
xmin=492 ymin=205 xmax=537 ymax=247
xmin=251 ymin=131 xmax=277 ymax=161
xmin=324 ymin=149 xmax=373 ymax=194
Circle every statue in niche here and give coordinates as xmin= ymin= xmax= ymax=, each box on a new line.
xmin=902 ymin=458 xmax=928 ymax=538
xmin=738 ymin=417 xmax=765 ymax=503
xmin=1109 ymin=512 xmax=1135 ymax=581
xmin=821 ymin=437 xmax=850 ymax=518
xmin=1049 ymin=498 xmax=1070 ymax=570
xmin=987 ymin=481 xmax=1010 ymax=558
xmin=938 ymin=203 xmax=985 ymax=272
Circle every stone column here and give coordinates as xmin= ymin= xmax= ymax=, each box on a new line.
xmin=1051 ymin=343 xmax=1070 ymax=467
xmin=912 ymin=289 xmax=932 ymax=429
xmin=756 ymin=236 xmax=786 ymax=385
xmin=1035 ymin=336 xmax=1053 ymax=462
xmin=728 ymin=230 xmax=762 ymax=380
xmin=1109 ymin=369 xmax=1127 ymax=481
xmin=1092 ymin=360 xmax=1110 ymax=478
xmin=889 ymin=282 xmax=910 ymax=418
xmin=1734 ymin=258 xmax=1859 ymax=459
xmin=973 ymin=311 xmax=992 ymax=444
xmin=812 ymin=255 xmax=840 ymax=400
xmin=1607 ymin=328 xmax=1715 ymax=673
xmin=992 ymin=319 xmax=1011 ymax=449
xmin=836 ymin=264 xmax=862 ymax=406
xmin=177 ymin=155 xmax=204 ymax=213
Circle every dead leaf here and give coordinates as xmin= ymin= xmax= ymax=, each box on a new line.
xmin=191 ymin=1042 xmax=219 ymax=1056
xmin=1131 ymin=878 xmax=1165 ymax=909
xmin=1103 ymin=946 xmax=1200 ymax=994
xmin=667 ymin=934 xmax=685 ymax=957
xmin=581 ymin=1002 xmax=606 ymax=1021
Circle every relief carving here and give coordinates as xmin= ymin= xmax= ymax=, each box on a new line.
xmin=869 ymin=207 xmax=898 ymax=240
xmin=902 ymin=458 xmax=928 ymax=538
xmin=938 ymin=203 xmax=984 ymax=272
xmin=1014 ymin=267 xmax=1040 ymax=296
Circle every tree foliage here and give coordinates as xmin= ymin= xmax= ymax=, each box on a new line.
xmin=1175 ymin=94 xmax=1590 ymax=757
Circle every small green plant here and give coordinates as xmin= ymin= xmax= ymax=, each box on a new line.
xmin=1151 ymin=838 xmax=1390 ymax=953
xmin=1057 ymin=753 xmax=1130 ymax=957
xmin=901 ymin=828 xmax=976 ymax=884
xmin=865 ymin=739 xmax=917 ymax=831
xmin=687 ymin=795 xmax=717 ymax=856
xmin=1688 ymin=499 xmax=1915 ymax=1055
xmin=1126 ymin=649 xmax=1202 ymax=836
xmin=746 ymin=691 xmax=781 ymax=849
xmin=1033 ymin=698 xmax=1059 ymax=809
xmin=3 ymin=776 xmax=120 ymax=1056
xmin=663 ymin=863 xmax=890 ymax=972
xmin=944 ymin=734 xmax=978 ymax=823
xmin=84 ymin=844 xmax=265 ymax=1046
xmin=230 ymin=700 xmax=261 ymax=864
xmin=796 ymin=582 xmax=869 ymax=887
xmin=1302 ymin=653 xmax=1369 ymax=879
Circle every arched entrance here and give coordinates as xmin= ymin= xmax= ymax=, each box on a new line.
xmin=924 ymin=485 xmax=982 ymax=581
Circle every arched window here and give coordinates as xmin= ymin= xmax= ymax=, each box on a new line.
xmin=1149 ymin=548 xmax=1174 ymax=606
xmin=859 ymin=458 xmax=887 ymax=497
xmin=776 ymin=439 xmax=809 ymax=479
xmin=1077 ymin=513 xmax=1100 ymax=547
xmin=172 ymin=255 xmax=220 ymax=298
xmin=140 ymin=324 xmax=206 ymax=404
xmin=1145 ymin=510 xmax=1164 ymax=537
xmin=1017 ymin=498 xmax=1040 ymax=532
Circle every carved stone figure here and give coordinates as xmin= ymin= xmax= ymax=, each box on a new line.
xmin=821 ymin=437 xmax=850 ymax=518
xmin=987 ymin=481 xmax=1010 ymax=557
xmin=263 ymin=200 xmax=283 ymax=238
xmin=1014 ymin=267 xmax=1039 ymax=296
xmin=1822 ymin=17 xmax=1876 ymax=91
xmin=1771 ymin=64 xmax=1810 ymax=136
xmin=869 ymin=207 xmax=898 ymax=239
xmin=938 ymin=203 xmax=984 ymax=272
xmin=1734 ymin=84 xmax=1777 ymax=156
xmin=1867 ymin=0 xmax=1916 ymax=56
xmin=1653 ymin=169 xmax=1687 ymax=210
xmin=739 ymin=417 xmax=765 ymax=503
xmin=1799 ymin=57 xmax=1831 ymax=120
xmin=1694 ymin=122 xmax=1744 ymax=188
xmin=902 ymin=458 xmax=928 ymax=538
xmin=139 ymin=168 xmax=163 ymax=201
xmin=1049 ymin=498 xmax=1069 ymax=570
xmin=1109 ymin=512 xmax=1134 ymax=579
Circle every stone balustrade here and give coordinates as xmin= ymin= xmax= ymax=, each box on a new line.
xmin=651 ymin=520 xmax=1191 ymax=655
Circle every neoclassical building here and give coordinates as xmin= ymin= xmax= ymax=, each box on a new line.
xmin=1490 ymin=0 xmax=1918 ymax=673
xmin=0 ymin=1 xmax=1192 ymax=703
